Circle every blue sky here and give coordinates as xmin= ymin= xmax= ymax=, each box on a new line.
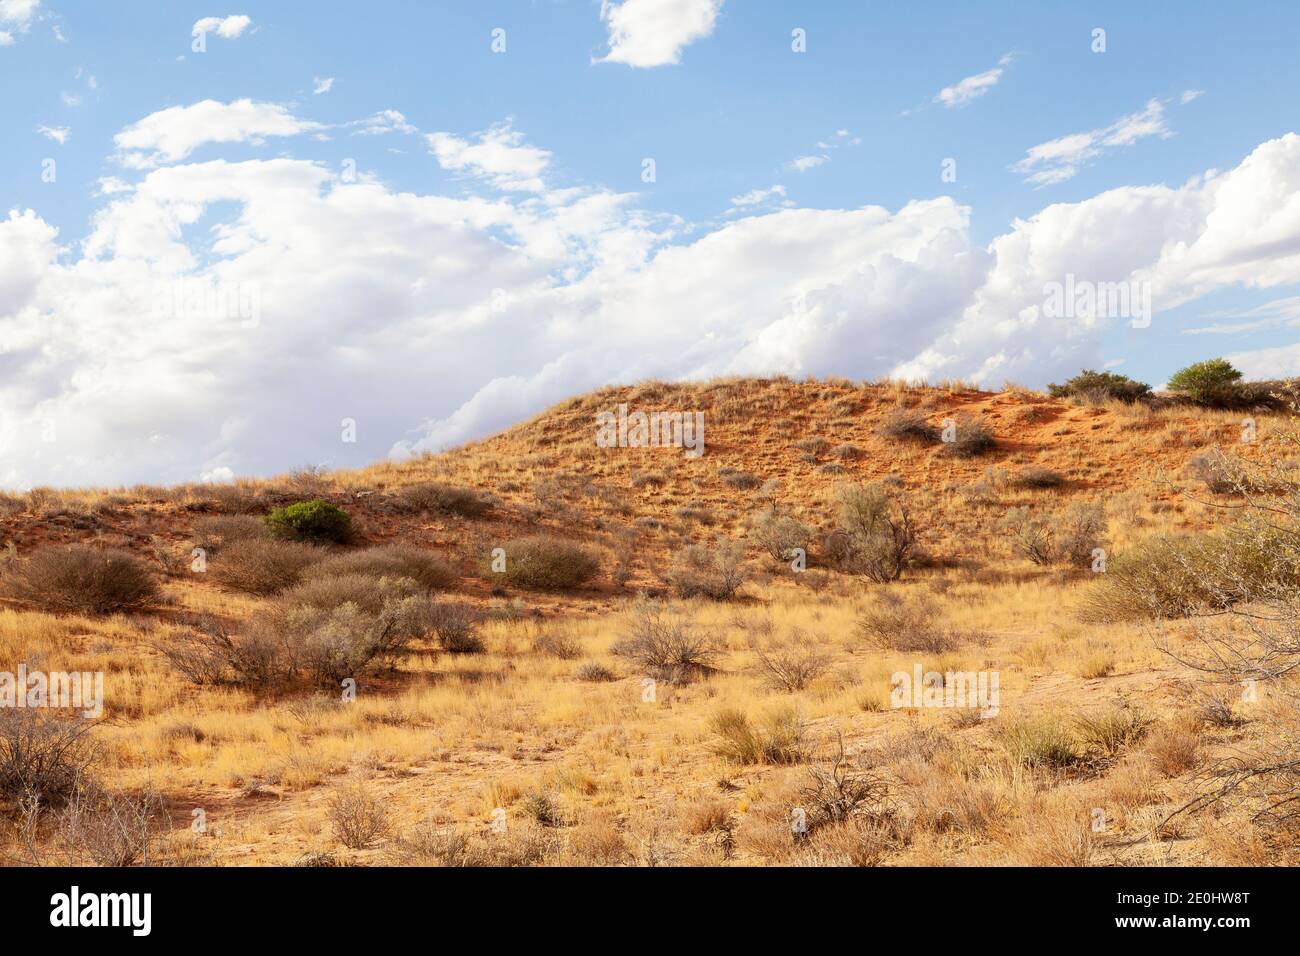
xmin=3 ymin=0 xmax=1300 ymax=486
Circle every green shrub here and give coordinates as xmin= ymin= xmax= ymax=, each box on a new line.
xmin=266 ymin=500 xmax=353 ymax=543
xmin=1167 ymin=358 xmax=1244 ymax=408
xmin=0 ymin=545 xmax=158 ymax=614
xmin=1048 ymin=370 xmax=1151 ymax=403
xmin=487 ymin=536 xmax=598 ymax=590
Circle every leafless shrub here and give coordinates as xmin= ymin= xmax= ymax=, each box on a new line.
xmin=0 ymin=545 xmax=158 ymax=615
xmin=429 ymin=600 xmax=484 ymax=653
xmin=879 ymin=407 xmax=938 ymax=443
xmin=799 ymin=734 xmax=893 ymax=833
xmin=54 ymin=779 xmax=168 ymax=867
xmin=1006 ymin=501 xmax=1106 ymax=567
xmin=0 ymin=710 xmax=96 ymax=809
xmin=857 ymin=593 xmax=957 ymax=652
xmin=613 ymin=600 xmax=721 ymax=682
xmin=666 ymin=540 xmax=747 ymax=600
xmin=750 ymin=629 xmax=831 ymax=692
xmin=394 ymin=482 xmax=492 ymax=518
xmin=940 ymin=413 xmax=996 ymax=457
xmin=209 ymin=538 xmax=319 ymax=595
xmin=328 ymin=783 xmax=389 ymax=848
xmin=302 ymin=544 xmax=456 ymax=591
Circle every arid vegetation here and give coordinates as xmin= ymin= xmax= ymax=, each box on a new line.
xmin=1 ymin=373 xmax=1297 ymax=867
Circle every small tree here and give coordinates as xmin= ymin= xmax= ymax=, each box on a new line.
xmin=832 ymin=483 xmax=916 ymax=582
xmin=1167 ymin=358 xmax=1244 ymax=408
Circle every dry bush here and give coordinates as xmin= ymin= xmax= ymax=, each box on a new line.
xmin=574 ymin=661 xmax=617 ymax=682
xmin=749 ymin=629 xmax=831 ymax=691
xmin=793 ymin=437 xmax=831 ymax=456
xmin=1012 ymin=809 xmax=1094 ymax=866
xmin=1083 ymin=531 xmax=1281 ymax=621
xmin=328 ymin=782 xmax=390 ymax=848
xmin=303 ymin=544 xmax=456 ymax=591
xmin=857 ymin=593 xmax=956 ymax=653
xmin=710 ymin=706 xmax=806 ymax=766
xmin=748 ymin=508 xmax=813 ymax=562
xmin=522 ymin=790 xmax=565 ymax=827
xmin=795 ymin=816 xmax=907 ymax=866
xmin=394 ymin=482 xmax=492 ymax=518
xmin=533 ymin=625 xmax=582 ymax=659
xmin=490 ymin=536 xmax=599 ymax=590
xmin=190 ymin=514 xmax=269 ymax=553
xmin=666 ymin=540 xmax=747 ymax=600
xmin=388 ymin=823 xmax=554 ymax=867
xmin=278 ymin=573 xmax=417 ymax=615
xmin=613 ymin=601 xmax=721 ymax=681
xmin=830 ymin=443 xmax=862 ymax=460
xmin=686 ymin=798 xmax=733 ymax=835
xmin=720 ymin=469 xmax=762 ymax=490
xmin=879 ymin=407 xmax=938 ymax=443
xmin=831 ymin=483 xmax=916 ymax=582
xmin=1144 ymin=721 xmax=1201 ymax=777
xmin=428 ymin=600 xmax=484 ymax=653
xmin=799 ymin=736 xmax=892 ymax=832
xmin=53 ymin=779 xmax=168 ymax=867
xmin=166 ymin=582 xmax=434 ymax=687
xmin=209 ymin=538 xmax=320 ymax=595
xmin=0 ymin=710 xmax=96 ymax=809
xmin=941 ymin=414 xmax=996 ymax=457
xmin=570 ymin=814 xmax=629 ymax=865
xmin=1 ymin=545 xmax=157 ymax=614
xmin=1006 ymin=501 xmax=1106 ymax=567
xmin=1014 ymin=466 xmax=1066 ymax=489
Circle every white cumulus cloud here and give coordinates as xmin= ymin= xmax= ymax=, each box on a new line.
xmin=1013 ymin=98 xmax=1173 ymax=186
xmin=595 ymin=0 xmax=723 ymax=68
xmin=113 ymin=99 xmax=324 ymax=168
xmin=3 ymin=109 xmax=1300 ymax=488
xmin=427 ymin=121 xmax=552 ymax=192
xmin=933 ymin=54 xmax=1014 ymax=109
xmin=191 ymin=15 xmax=252 ymax=40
